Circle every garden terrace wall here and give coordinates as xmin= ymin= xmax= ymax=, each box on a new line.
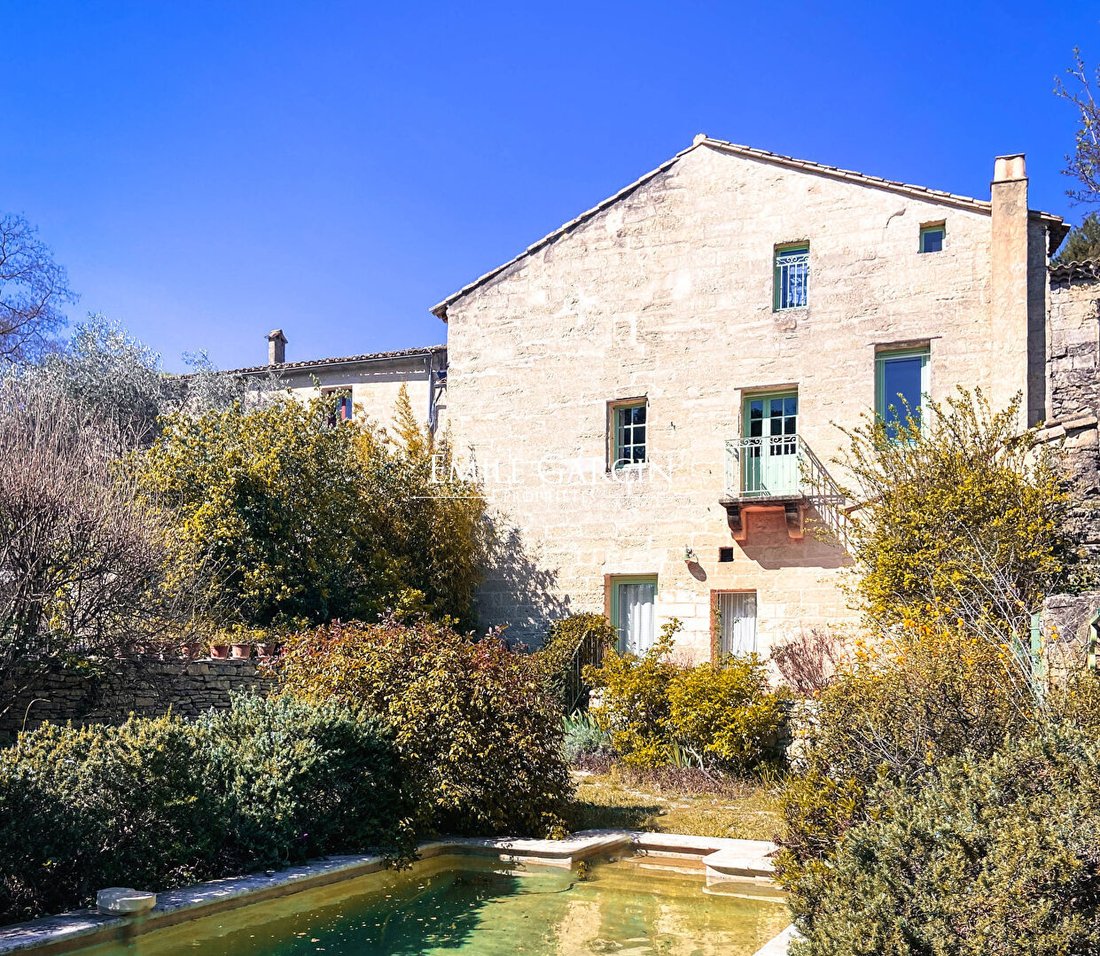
xmin=0 ymin=658 xmax=276 ymax=743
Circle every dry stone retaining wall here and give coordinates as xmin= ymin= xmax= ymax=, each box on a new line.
xmin=0 ymin=657 xmax=277 ymax=743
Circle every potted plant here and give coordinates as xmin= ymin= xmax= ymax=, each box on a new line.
xmin=208 ymin=640 xmax=230 ymax=659
xmin=230 ymin=641 xmax=253 ymax=660
xmin=257 ymin=639 xmax=279 ymax=659
xmin=180 ymin=639 xmax=201 ymax=659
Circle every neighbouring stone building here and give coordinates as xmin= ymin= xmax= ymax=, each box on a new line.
xmin=226 ymin=329 xmax=448 ymax=435
xmin=430 ymin=135 xmax=1092 ymax=660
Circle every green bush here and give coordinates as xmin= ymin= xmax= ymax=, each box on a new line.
xmin=586 ymin=622 xmax=680 ymax=767
xmin=0 ymin=715 xmax=216 ymax=923
xmin=776 ymin=623 xmax=1030 ymax=888
xmin=197 ymin=695 xmax=413 ymax=869
xmin=535 ymin=613 xmax=618 ymax=711
xmin=788 ymin=731 xmax=1100 ymax=955
xmin=278 ymin=619 xmax=573 ymax=837
xmin=587 ymin=620 xmax=786 ymax=774
xmin=667 ymin=657 xmax=786 ymax=773
xmin=0 ymin=698 xmax=410 ymax=924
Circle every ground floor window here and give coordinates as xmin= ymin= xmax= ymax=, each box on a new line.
xmin=610 ymin=575 xmax=657 ymax=654
xmin=714 ymin=590 xmax=757 ymax=657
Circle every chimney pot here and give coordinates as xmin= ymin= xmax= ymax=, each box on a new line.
xmin=993 ymin=153 xmax=1027 ymax=183
xmin=267 ymin=329 xmax=287 ymax=365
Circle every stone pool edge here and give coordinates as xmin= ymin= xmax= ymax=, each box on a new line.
xmin=0 ymin=830 xmax=785 ymax=955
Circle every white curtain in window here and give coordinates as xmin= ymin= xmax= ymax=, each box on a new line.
xmin=618 ymin=583 xmax=656 ymax=654
xmin=719 ymin=592 xmax=757 ymax=656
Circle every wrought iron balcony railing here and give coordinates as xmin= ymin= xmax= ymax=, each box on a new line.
xmin=723 ymin=434 xmax=850 ymax=548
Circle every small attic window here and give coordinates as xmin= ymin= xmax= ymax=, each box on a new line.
xmin=919 ymin=223 xmax=945 ymax=254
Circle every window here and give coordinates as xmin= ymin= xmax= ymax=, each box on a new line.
xmin=718 ymin=546 xmax=735 ymax=563
xmin=742 ymin=391 xmax=799 ymax=496
xmin=323 ymin=388 xmax=354 ymax=424
xmin=610 ymin=576 xmax=657 ymax=654
xmin=919 ymin=223 xmax=945 ymax=254
xmin=876 ymin=347 xmax=930 ymax=439
xmin=611 ymin=400 xmax=647 ymax=468
xmin=715 ymin=591 xmax=757 ymax=657
xmin=774 ymin=243 xmax=809 ymax=311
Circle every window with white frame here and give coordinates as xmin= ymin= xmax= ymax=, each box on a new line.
xmin=774 ymin=243 xmax=809 ymax=310
xmin=611 ymin=576 xmax=657 ymax=654
xmin=716 ymin=591 xmax=757 ymax=656
xmin=611 ymin=400 xmax=647 ymax=468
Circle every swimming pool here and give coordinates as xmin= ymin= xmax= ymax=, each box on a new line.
xmin=71 ymin=854 xmax=788 ymax=956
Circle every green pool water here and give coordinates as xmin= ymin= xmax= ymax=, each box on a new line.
xmin=80 ymin=855 xmax=789 ymax=956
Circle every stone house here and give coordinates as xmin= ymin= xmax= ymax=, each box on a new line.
xmin=225 ymin=329 xmax=448 ymax=435
xmin=430 ymin=135 xmax=1087 ymax=660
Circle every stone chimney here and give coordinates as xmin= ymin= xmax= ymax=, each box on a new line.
xmin=267 ymin=329 xmax=287 ymax=365
xmin=990 ymin=154 xmax=1044 ymax=426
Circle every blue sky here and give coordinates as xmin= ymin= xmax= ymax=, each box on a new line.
xmin=2 ymin=1 xmax=1098 ymax=371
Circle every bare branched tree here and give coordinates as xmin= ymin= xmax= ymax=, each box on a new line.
xmin=0 ymin=379 xmax=210 ymax=719
xmin=0 ymin=214 xmax=74 ymax=362
xmin=1056 ymin=48 xmax=1100 ymax=204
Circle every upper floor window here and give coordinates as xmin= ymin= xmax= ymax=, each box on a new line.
xmin=774 ymin=243 xmax=809 ymax=311
xmin=876 ymin=347 xmax=930 ymax=439
xmin=611 ymin=400 xmax=647 ymax=468
xmin=323 ymin=388 xmax=354 ymax=425
xmin=919 ymin=223 xmax=945 ymax=254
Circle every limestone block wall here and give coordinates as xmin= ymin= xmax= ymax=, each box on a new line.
xmin=0 ymin=658 xmax=276 ymax=744
xmin=1046 ymin=267 xmax=1100 ymax=565
xmin=444 ymin=144 xmax=1052 ymax=657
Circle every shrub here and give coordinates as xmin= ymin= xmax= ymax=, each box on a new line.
xmin=588 ymin=620 xmax=786 ymax=774
xmin=839 ymin=389 xmax=1076 ymax=635
xmin=536 ymin=613 xmax=618 ymax=711
xmin=788 ymin=731 xmax=1100 ymax=955
xmin=0 ymin=698 xmax=410 ymax=924
xmin=562 ymin=711 xmax=613 ymax=765
xmin=278 ymin=619 xmax=573 ymax=837
xmin=769 ymin=628 xmax=848 ymax=695
xmin=197 ymin=695 xmax=413 ymax=869
xmin=776 ymin=622 xmax=1030 ymax=887
xmin=0 ymin=715 xmax=216 ymax=923
xmin=586 ymin=622 xmax=680 ymax=768
xmin=666 ymin=656 xmax=786 ymax=774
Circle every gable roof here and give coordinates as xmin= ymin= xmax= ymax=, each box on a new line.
xmin=220 ymin=344 xmax=446 ymax=378
xmin=430 ymin=135 xmax=1068 ymax=320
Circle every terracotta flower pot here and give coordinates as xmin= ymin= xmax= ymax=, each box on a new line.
xmin=230 ymin=642 xmax=253 ymax=660
xmin=209 ymin=644 xmax=230 ymax=659
xmin=180 ymin=642 xmax=201 ymax=659
xmin=257 ymin=642 xmax=279 ymax=659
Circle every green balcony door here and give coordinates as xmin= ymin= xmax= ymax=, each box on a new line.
xmin=742 ymin=392 xmax=799 ymax=496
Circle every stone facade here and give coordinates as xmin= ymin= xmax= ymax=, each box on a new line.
xmin=1044 ymin=262 xmax=1100 ymax=566
xmin=0 ymin=658 xmax=276 ymax=743
xmin=434 ymin=137 xmax=1068 ymax=659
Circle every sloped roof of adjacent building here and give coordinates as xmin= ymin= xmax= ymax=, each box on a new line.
xmin=221 ymin=344 xmax=446 ymax=377
xmin=430 ymin=134 xmax=1069 ymax=320
xmin=1049 ymin=258 xmax=1100 ymax=284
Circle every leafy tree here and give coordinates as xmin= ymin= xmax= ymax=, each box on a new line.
xmin=1056 ymin=48 xmax=1100 ymax=203
xmin=363 ymin=386 xmax=486 ymax=628
xmin=839 ymin=389 xmax=1075 ymax=643
xmin=0 ymin=378 xmax=206 ymax=718
xmin=1054 ymin=210 xmax=1100 ymax=262
xmin=138 ymin=390 xmax=486 ymax=629
xmin=138 ymin=396 xmax=382 ymax=627
xmin=0 ymin=214 xmax=74 ymax=362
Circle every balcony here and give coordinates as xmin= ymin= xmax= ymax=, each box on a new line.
xmin=720 ymin=434 xmax=849 ymax=545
